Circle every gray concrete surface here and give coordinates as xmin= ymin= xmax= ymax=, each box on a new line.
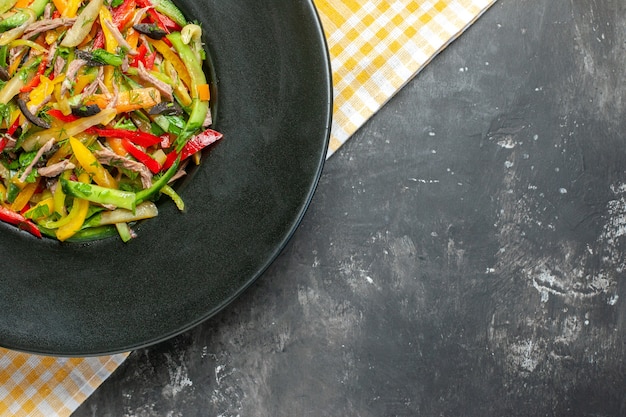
xmin=73 ymin=0 xmax=626 ymax=415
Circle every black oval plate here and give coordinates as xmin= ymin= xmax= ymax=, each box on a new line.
xmin=0 ymin=0 xmax=332 ymax=356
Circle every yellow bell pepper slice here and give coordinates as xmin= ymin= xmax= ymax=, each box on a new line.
xmin=47 ymin=141 xmax=72 ymax=166
xmin=0 ymin=183 xmax=6 ymax=204
xmin=69 ymin=136 xmax=118 ymax=189
xmin=103 ymin=66 xmax=115 ymax=94
xmin=150 ymin=67 xmax=192 ymax=107
xmin=99 ymin=5 xmax=118 ymax=91
xmin=73 ymin=71 xmax=97 ymax=96
xmin=99 ymin=6 xmax=117 ymax=53
xmin=48 ymin=132 xmax=96 ymax=164
xmin=148 ymin=39 xmax=192 ymax=89
xmin=7 ymin=48 xmax=26 ymax=76
xmin=10 ymin=178 xmax=41 ymax=212
xmin=23 ymin=197 xmax=54 ymax=220
xmin=28 ymin=76 xmax=55 ymax=107
xmin=53 ymin=171 xmax=69 ymax=217
xmin=8 ymin=39 xmax=46 ymax=53
xmin=62 ymin=0 xmax=81 ymax=18
xmin=55 ymin=172 xmax=91 ymax=241
xmin=46 ymin=74 xmax=66 ymax=109
xmin=45 ymin=29 xmax=61 ymax=45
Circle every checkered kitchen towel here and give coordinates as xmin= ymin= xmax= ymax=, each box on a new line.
xmin=0 ymin=0 xmax=495 ymax=415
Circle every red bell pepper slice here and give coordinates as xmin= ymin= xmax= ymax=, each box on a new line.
xmin=143 ymin=49 xmax=157 ymax=70
xmin=0 ymin=136 xmax=8 ymax=153
xmin=130 ymin=43 xmax=148 ymax=67
xmin=87 ymin=127 xmax=162 ymax=148
xmin=121 ymin=139 xmax=161 ymax=174
xmin=47 ymin=109 xmax=79 ymax=123
xmin=112 ymin=0 xmax=136 ymax=30
xmin=130 ymin=44 xmax=156 ymax=70
xmin=92 ymin=29 xmax=105 ymax=50
xmin=147 ymin=10 xmax=181 ymax=32
xmin=162 ymin=150 xmax=178 ymax=171
xmin=0 ymin=206 xmax=42 ymax=238
xmin=161 ymin=128 xmax=223 ymax=171
xmin=132 ymin=0 xmax=176 ymax=44
xmin=6 ymin=117 xmax=20 ymax=136
xmin=20 ymin=58 xmax=48 ymax=93
xmin=1 ymin=116 xmax=20 ymax=152
xmin=180 ymin=129 xmax=223 ymax=159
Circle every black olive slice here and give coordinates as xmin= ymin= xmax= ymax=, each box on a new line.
xmin=132 ymin=24 xmax=168 ymax=40
xmin=17 ymin=98 xmax=51 ymax=129
xmin=148 ymin=101 xmax=183 ymax=116
xmin=74 ymin=49 xmax=105 ymax=67
xmin=71 ymin=104 xmax=102 ymax=117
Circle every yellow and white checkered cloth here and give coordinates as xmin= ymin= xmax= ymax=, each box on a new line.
xmin=318 ymin=0 xmax=496 ymax=156
xmin=0 ymin=352 xmax=127 ymax=416
xmin=0 ymin=0 xmax=495 ymax=415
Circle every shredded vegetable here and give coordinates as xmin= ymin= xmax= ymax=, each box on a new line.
xmin=0 ymin=0 xmax=222 ymax=242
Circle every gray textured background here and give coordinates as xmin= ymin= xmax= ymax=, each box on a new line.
xmin=74 ymin=0 xmax=626 ymax=415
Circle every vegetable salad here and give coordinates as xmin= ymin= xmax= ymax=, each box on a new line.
xmin=0 ymin=0 xmax=222 ymax=242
